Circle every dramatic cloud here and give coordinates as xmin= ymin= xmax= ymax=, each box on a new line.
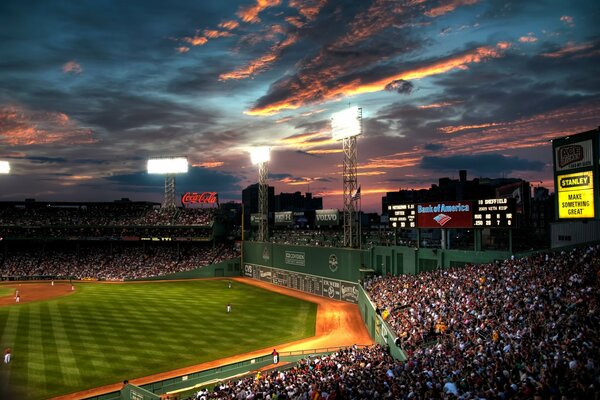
xmin=247 ymin=42 xmax=510 ymax=115
xmin=0 ymin=105 xmax=95 ymax=146
xmin=425 ymin=0 xmax=479 ymax=17
xmin=237 ymin=0 xmax=281 ymax=23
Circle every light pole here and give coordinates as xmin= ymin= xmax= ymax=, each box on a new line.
xmin=250 ymin=147 xmax=270 ymax=242
xmin=147 ymin=157 xmax=188 ymax=208
xmin=331 ymin=106 xmax=363 ymax=248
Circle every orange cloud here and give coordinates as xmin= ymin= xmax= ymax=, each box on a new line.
xmin=183 ymin=35 xmax=208 ymax=46
xmin=62 ymin=61 xmax=82 ymax=74
xmin=277 ymin=131 xmax=337 ymax=150
xmin=432 ymin=103 xmax=600 ymax=156
xmin=220 ymin=33 xmax=298 ymax=80
xmin=418 ymin=100 xmax=462 ymax=109
xmin=289 ymin=0 xmax=327 ymax=21
xmin=306 ymin=149 xmax=344 ymax=154
xmin=237 ymin=0 xmax=281 ymax=24
xmin=439 ymin=122 xmax=502 ymax=134
xmin=542 ymin=41 xmax=594 ymax=58
xmin=0 ymin=105 xmax=96 ymax=146
xmin=219 ymin=20 xmax=239 ymax=30
xmin=175 ymin=46 xmax=190 ymax=53
xmin=519 ymin=33 xmax=538 ymax=43
xmin=193 ymin=161 xmax=224 ymax=168
xmin=425 ymin=0 xmax=479 ymax=17
xmin=247 ymin=42 xmax=509 ymax=115
xmin=204 ymin=29 xmax=233 ymax=39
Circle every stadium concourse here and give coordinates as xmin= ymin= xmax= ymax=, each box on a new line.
xmin=181 ymin=246 xmax=599 ymax=400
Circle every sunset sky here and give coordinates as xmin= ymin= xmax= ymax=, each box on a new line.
xmin=1 ymin=0 xmax=599 ymax=211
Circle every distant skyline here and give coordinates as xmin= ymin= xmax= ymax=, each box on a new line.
xmin=1 ymin=0 xmax=599 ymax=211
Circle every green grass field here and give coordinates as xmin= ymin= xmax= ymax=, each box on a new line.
xmin=0 ymin=280 xmax=317 ymax=400
xmin=0 ymin=287 xmax=14 ymax=297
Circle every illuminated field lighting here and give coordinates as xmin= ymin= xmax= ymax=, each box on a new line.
xmin=331 ymin=106 xmax=362 ymax=140
xmin=250 ymin=147 xmax=270 ymax=165
xmin=0 ymin=161 xmax=9 ymax=174
xmin=147 ymin=157 xmax=188 ymax=174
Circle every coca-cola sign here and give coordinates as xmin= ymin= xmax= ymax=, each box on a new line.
xmin=181 ymin=192 xmax=218 ymax=205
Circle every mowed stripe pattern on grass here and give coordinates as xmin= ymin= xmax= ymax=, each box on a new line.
xmin=0 ymin=280 xmax=317 ymax=400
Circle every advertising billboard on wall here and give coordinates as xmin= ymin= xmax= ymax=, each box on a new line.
xmin=274 ymin=211 xmax=293 ymax=226
xmin=554 ymin=139 xmax=594 ymax=172
xmin=557 ymin=170 xmax=595 ymax=219
xmin=315 ymin=209 xmax=340 ymax=225
xmin=416 ymin=201 xmax=473 ymax=228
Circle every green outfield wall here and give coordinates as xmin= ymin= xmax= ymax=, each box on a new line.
xmin=242 ymin=242 xmax=369 ymax=282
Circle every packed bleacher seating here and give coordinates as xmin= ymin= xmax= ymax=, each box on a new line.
xmin=270 ymin=230 xmax=342 ymax=247
xmin=0 ymin=203 xmax=216 ymax=227
xmin=187 ymin=245 xmax=598 ymax=400
xmin=0 ymin=243 xmax=239 ymax=280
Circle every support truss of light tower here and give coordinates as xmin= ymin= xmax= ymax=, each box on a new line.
xmin=251 ymin=147 xmax=270 ymax=242
xmin=331 ymin=106 xmax=362 ymax=248
xmin=147 ymin=157 xmax=188 ymax=208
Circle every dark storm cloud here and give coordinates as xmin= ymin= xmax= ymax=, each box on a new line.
xmin=421 ymin=154 xmax=544 ymax=174
xmin=385 ymin=80 xmax=414 ymax=95
xmin=26 ymin=156 xmax=67 ymax=164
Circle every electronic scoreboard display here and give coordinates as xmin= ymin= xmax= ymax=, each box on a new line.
xmin=388 ymin=203 xmax=416 ymax=228
xmin=472 ymin=198 xmax=515 ymax=228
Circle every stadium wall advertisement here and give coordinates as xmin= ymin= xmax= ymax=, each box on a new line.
xmin=274 ymin=211 xmax=293 ymax=226
xmin=554 ymin=139 xmax=593 ymax=172
xmin=243 ymin=263 xmax=359 ymax=303
xmin=416 ymin=201 xmax=473 ymax=228
xmin=315 ymin=209 xmax=340 ymax=226
xmin=557 ymin=170 xmax=595 ymax=219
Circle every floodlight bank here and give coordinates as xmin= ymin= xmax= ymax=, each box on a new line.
xmin=331 ymin=106 xmax=362 ymax=140
xmin=0 ymin=161 xmax=10 ymax=174
xmin=250 ymin=147 xmax=270 ymax=165
xmin=147 ymin=158 xmax=188 ymax=174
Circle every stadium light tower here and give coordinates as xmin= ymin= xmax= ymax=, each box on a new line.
xmin=331 ymin=106 xmax=362 ymax=248
xmin=147 ymin=157 xmax=188 ymax=208
xmin=250 ymin=147 xmax=270 ymax=242
xmin=0 ymin=161 xmax=9 ymax=174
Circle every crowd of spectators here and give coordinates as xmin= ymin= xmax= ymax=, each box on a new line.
xmin=270 ymin=230 xmax=342 ymax=247
xmin=185 ymin=245 xmax=598 ymax=400
xmin=1 ymin=225 xmax=214 ymax=240
xmin=0 ymin=204 xmax=216 ymax=227
xmin=363 ymin=245 xmax=599 ymax=399
xmin=0 ymin=243 xmax=239 ymax=280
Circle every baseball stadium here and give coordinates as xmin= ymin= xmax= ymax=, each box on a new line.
xmin=0 ymin=127 xmax=599 ymax=400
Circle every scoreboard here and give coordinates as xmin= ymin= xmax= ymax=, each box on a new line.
xmin=472 ymin=198 xmax=515 ymax=228
xmin=388 ymin=203 xmax=416 ymax=228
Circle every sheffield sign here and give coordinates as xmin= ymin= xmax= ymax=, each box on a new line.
xmin=181 ymin=192 xmax=218 ymax=206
